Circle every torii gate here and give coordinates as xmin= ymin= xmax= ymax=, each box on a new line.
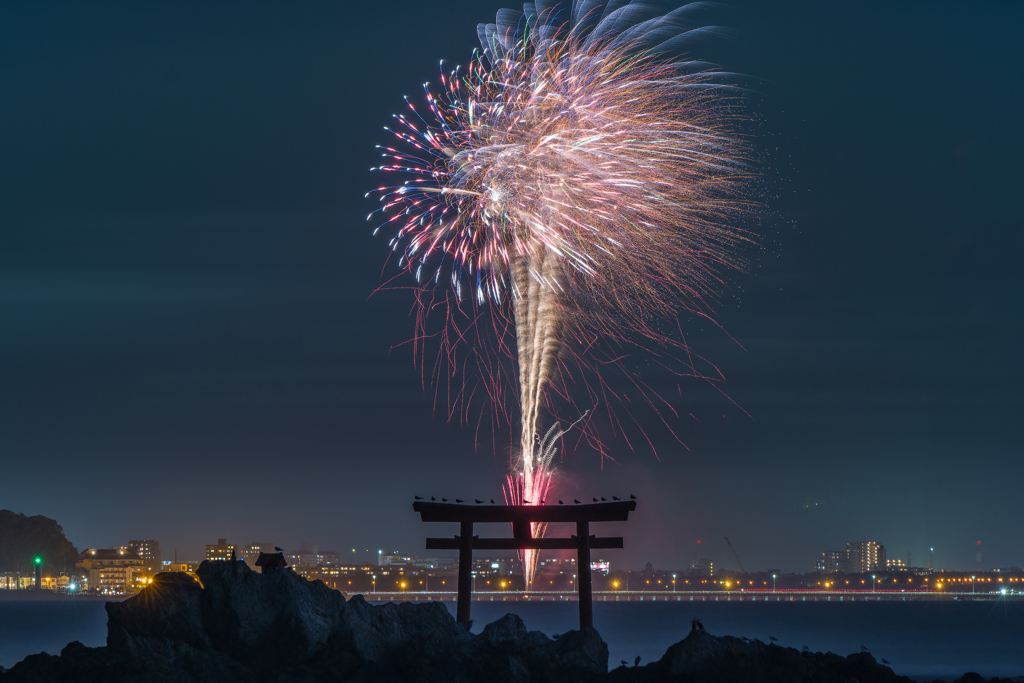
xmin=412 ymin=500 xmax=636 ymax=629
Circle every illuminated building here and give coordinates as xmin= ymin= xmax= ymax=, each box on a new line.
xmin=537 ymin=557 xmax=575 ymax=569
xmin=816 ymin=551 xmax=843 ymax=573
xmin=474 ymin=558 xmax=524 ymax=575
xmin=127 ymin=540 xmax=161 ymax=571
xmin=282 ymin=544 xmax=348 ymax=569
xmin=380 ymin=554 xmax=458 ymax=570
xmin=286 ymin=543 xmax=318 ymax=567
xmin=380 ymin=553 xmax=415 ymax=567
xmin=206 ymin=538 xmax=237 ymax=562
xmin=243 ymin=542 xmax=276 ymax=569
xmin=412 ymin=557 xmax=458 ymax=570
xmin=319 ymin=551 xmax=343 ymax=565
xmin=689 ymin=559 xmax=713 ymax=577
xmin=846 ymin=542 xmax=886 ymax=573
xmin=817 ymin=543 xmax=887 ymax=573
xmin=77 ymin=548 xmax=143 ymax=594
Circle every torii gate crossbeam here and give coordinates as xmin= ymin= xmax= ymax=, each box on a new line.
xmin=413 ymin=500 xmax=636 ymax=629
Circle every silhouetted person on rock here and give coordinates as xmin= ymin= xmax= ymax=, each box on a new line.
xmin=696 ymin=619 xmax=705 ymax=631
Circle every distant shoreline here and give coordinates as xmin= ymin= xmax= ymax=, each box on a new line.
xmin=2 ymin=588 xmax=1018 ymax=603
xmin=0 ymin=591 xmax=120 ymax=602
xmin=349 ymin=590 xmax=1022 ymax=604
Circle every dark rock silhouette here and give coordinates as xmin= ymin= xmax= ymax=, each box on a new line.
xmin=0 ymin=560 xmax=606 ymax=683
xmin=606 ymin=629 xmax=914 ymax=683
xmin=948 ymin=675 xmax=1019 ymax=683
xmin=1 ymin=562 xmax=1015 ymax=683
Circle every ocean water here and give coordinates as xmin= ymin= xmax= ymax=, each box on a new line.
xmin=0 ymin=598 xmax=113 ymax=669
xmin=2 ymin=598 xmax=1022 ymax=681
xmin=465 ymin=600 xmax=1024 ymax=681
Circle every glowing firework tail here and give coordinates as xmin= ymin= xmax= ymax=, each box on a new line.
xmin=369 ymin=1 xmax=753 ymax=586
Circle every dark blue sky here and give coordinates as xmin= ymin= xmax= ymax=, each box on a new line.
xmin=1 ymin=1 xmax=1021 ymax=572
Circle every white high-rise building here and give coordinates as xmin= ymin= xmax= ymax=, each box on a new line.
xmin=845 ymin=541 xmax=886 ymax=573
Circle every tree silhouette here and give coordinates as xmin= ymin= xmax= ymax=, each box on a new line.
xmin=0 ymin=509 xmax=80 ymax=574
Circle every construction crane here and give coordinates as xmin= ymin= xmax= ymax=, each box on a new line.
xmin=724 ymin=537 xmax=747 ymax=574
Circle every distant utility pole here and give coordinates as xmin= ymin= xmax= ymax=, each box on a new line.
xmin=929 ymin=548 xmax=934 ymax=571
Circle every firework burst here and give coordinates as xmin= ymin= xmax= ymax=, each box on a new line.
xmin=369 ymin=1 xmax=755 ymax=586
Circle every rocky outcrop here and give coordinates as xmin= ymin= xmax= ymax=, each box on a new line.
xmin=607 ymin=630 xmax=1020 ymax=683
xmin=0 ymin=560 xmax=606 ymax=683
xmin=608 ymin=629 xmax=911 ymax=683
xmin=1 ymin=563 xmax=1017 ymax=682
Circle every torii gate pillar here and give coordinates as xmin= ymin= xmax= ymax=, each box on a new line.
xmin=457 ymin=521 xmax=473 ymax=626
xmin=414 ymin=500 xmax=636 ymax=630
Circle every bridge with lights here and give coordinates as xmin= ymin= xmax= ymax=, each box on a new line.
xmin=361 ymin=589 xmax=1020 ymax=603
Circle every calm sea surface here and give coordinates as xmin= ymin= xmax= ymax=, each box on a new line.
xmin=2 ymin=598 xmax=1022 ymax=681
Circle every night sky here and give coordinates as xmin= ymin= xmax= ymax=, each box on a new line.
xmin=1 ymin=1 xmax=1021 ymax=573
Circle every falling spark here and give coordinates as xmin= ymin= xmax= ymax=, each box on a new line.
xmin=370 ymin=1 xmax=755 ymax=586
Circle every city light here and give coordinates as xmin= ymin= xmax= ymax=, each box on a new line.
xmin=27 ymin=540 xmax=1021 ymax=601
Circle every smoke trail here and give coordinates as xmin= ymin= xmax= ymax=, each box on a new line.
xmin=507 ymin=245 xmax=560 ymax=585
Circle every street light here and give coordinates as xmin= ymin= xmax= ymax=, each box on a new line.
xmin=871 ymin=574 xmax=876 ymax=593
xmin=972 ymin=575 xmax=975 ymax=594
xmin=372 ymin=575 xmax=376 ymax=593
xmin=672 ymin=574 xmax=676 ymax=592
xmin=772 ymin=574 xmax=777 ymax=593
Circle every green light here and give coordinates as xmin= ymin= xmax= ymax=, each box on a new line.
xmin=34 ymin=557 xmax=41 ymax=565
